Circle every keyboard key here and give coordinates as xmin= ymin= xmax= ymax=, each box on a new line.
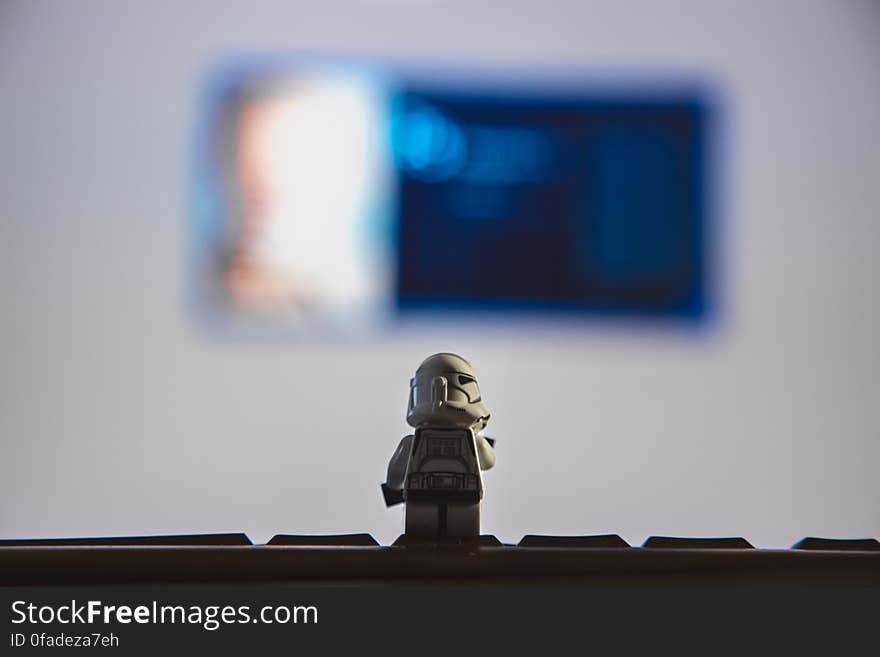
xmin=267 ymin=533 xmax=379 ymax=546
xmin=642 ymin=536 xmax=754 ymax=549
xmin=0 ymin=533 xmax=252 ymax=546
xmin=792 ymin=537 xmax=880 ymax=551
xmin=518 ymin=534 xmax=630 ymax=548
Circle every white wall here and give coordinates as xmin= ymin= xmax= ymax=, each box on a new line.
xmin=0 ymin=0 xmax=878 ymax=546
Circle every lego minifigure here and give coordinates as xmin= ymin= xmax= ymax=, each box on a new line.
xmin=382 ymin=353 xmax=496 ymax=539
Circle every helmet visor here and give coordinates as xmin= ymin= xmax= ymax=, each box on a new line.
xmin=411 ymin=374 xmax=480 ymax=405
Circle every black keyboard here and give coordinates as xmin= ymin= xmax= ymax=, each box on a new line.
xmin=1 ymin=533 xmax=877 ymax=586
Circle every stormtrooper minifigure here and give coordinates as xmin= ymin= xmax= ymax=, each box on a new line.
xmin=382 ymin=353 xmax=496 ymax=539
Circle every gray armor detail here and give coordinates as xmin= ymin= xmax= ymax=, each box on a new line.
xmin=406 ymin=427 xmax=482 ymax=501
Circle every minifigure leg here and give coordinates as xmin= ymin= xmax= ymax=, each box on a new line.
xmin=445 ymin=502 xmax=479 ymax=538
xmin=405 ymin=501 xmax=441 ymax=538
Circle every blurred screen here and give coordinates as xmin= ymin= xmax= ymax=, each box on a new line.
xmin=191 ymin=58 xmax=719 ymax=336
xmin=394 ymin=90 xmax=707 ymax=317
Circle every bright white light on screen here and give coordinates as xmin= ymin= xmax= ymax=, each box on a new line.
xmin=230 ymin=72 xmax=390 ymax=318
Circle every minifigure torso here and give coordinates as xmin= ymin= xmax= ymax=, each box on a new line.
xmin=405 ymin=427 xmax=482 ymax=502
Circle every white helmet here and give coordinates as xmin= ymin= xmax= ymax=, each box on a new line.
xmin=406 ymin=353 xmax=490 ymax=431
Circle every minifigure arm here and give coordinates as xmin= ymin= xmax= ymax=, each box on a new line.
xmin=475 ymin=434 xmax=496 ymax=470
xmin=385 ymin=434 xmax=414 ymax=490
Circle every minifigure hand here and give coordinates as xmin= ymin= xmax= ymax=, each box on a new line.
xmin=381 ymin=483 xmax=405 ymax=507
